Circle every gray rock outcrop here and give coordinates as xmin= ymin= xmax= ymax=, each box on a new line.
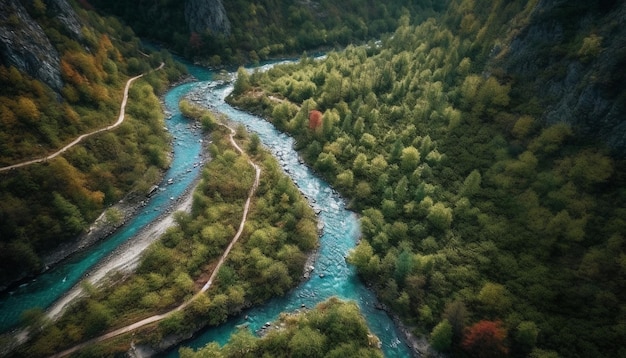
xmin=0 ymin=0 xmax=63 ymax=91
xmin=499 ymin=0 xmax=626 ymax=153
xmin=48 ymin=0 xmax=84 ymax=42
xmin=184 ymin=0 xmax=230 ymax=35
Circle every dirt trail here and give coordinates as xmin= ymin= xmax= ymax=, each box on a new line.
xmin=49 ymin=124 xmax=261 ymax=358
xmin=0 ymin=63 xmax=164 ymax=173
xmin=0 ymin=63 xmax=168 ymax=356
xmin=45 ymin=194 xmax=192 ymax=322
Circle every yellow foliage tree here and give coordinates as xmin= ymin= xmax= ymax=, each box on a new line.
xmin=14 ymin=97 xmax=40 ymax=122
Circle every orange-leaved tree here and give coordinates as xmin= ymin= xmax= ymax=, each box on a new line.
xmin=308 ymin=109 xmax=323 ymax=131
xmin=462 ymin=320 xmax=508 ymax=358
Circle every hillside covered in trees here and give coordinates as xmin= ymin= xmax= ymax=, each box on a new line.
xmin=0 ymin=0 xmax=186 ymax=289
xmin=226 ymin=1 xmax=626 ymax=357
xmin=2 ymin=0 xmax=625 ymax=357
xmin=89 ymin=0 xmax=445 ymax=65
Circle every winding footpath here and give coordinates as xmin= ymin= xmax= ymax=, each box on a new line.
xmin=49 ymin=124 xmax=261 ymax=358
xmin=195 ymin=125 xmax=261 ymax=297
xmin=0 ymin=63 xmax=164 ymax=173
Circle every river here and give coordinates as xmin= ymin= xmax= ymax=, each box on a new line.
xmin=0 ymin=66 xmax=211 ymax=334
xmin=0 ymin=62 xmax=411 ymax=357
xmin=167 ymin=64 xmax=412 ymax=357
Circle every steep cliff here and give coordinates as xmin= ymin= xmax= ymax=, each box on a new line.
xmin=496 ymin=0 xmax=626 ymax=152
xmin=0 ymin=0 xmax=63 ymax=91
xmin=0 ymin=0 xmax=185 ymax=292
xmin=184 ymin=0 xmax=230 ymax=35
xmin=48 ymin=0 xmax=85 ymax=42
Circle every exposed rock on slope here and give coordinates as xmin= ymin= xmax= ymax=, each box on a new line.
xmin=498 ymin=0 xmax=626 ymax=152
xmin=48 ymin=0 xmax=85 ymax=42
xmin=0 ymin=0 xmax=63 ymax=91
xmin=184 ymin=0 xmax=231 ymax=35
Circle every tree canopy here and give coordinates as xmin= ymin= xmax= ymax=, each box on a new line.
xmin=179 ymin=298 xmax=382 ymax=358
xmin=226 ymin=3 xmax=626 ymax=356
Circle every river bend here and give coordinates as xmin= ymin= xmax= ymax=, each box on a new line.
xmin=0 ymin=63 xmax=411 ymax=357
xmin=170 ymin=69 xmax=411 ymax=357
xmin=0 ymin=67 xmax=211 ymax=334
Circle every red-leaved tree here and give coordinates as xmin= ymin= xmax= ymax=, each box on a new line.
xmin=462 ymin=320 xmax=509 ymax=358
xmin=308 ymin=110 xmax=323 ymax=130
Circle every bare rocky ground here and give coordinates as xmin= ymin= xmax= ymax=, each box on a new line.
xmin=45 ymin=189 xmax=196 ymax=321
xmin=44 ymin=82 xmax=205 ymax=319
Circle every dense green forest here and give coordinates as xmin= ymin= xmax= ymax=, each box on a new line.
xmin=3 ymin=0 xmax=625 ymax=357
xmin=18 ymin=109 xmax=319 ymax=356
xmin=89 ymin=0 xmax=445 ymax=65
xmin=179 ymin=297 xmax=383 ymax=358
xmin=0 ymin=2 xmax=186 ymax=288
xmin=226 ymin=2 xmax=626 ymax=357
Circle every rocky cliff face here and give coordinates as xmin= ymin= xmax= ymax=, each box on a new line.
xmin=184 ymin=0 xmax=231 ymax=35
xmin=0 ymin=0 xmax=85 ymax=92
xmin=48 ymin=0 xmax=84 ymax=42
xmin=0 ymin=0 xmax=63 ymax=91
xmin=498 ymin=0 xmax=626 ymax=153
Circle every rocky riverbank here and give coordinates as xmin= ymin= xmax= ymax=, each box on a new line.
xmin=45 ymin=125 xmax=212 ymax=320
xmin=45 ymin=180 xmax=199 ymax=321
xmin=41 ymin=192 xmax=146 ymax=272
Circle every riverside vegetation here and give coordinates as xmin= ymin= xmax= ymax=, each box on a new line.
xmin=3 ymin=0 xmax=625 ymax=357
xmin=16 ymin=103 xmax=320 ymax=356
xmin=226 ymin=5 xmax=626 ymax=358
xmin=179 ymin=297 xmax=384 ymax=358
xmin=0 ymin=1 xmax=186 ymax=289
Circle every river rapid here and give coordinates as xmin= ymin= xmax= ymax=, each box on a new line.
xmin=169 ymin=63 xmax=412 ymax=357
xmin=0 ymin=61 xmax=412 ymax=357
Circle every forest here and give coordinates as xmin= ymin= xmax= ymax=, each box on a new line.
xmin=16 ymin=105 xmax=320 ymax=356
xmin=89 ymin=0 xmax=445 ymax=66
xmin=0 ymin=1 xmax=187 ymax=289
xmin=226 ymin=1 xmax=626 ymax=357
xmin=2 ymin=0 xmax=625 ymax=357
xmin=179 ymin=297 xmax=383 ymax=358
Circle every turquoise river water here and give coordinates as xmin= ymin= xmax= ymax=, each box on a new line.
xmin=0 ymin=62 xmax=411 ymax=357
xmin=0 ymin=66 xmax=211 ymax=333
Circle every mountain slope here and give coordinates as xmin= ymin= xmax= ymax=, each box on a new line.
xmin=0 ymin=0 xmax=185 ymax=289
xmin=0 ymin=0 xmax=63 ymax=91
xmin=89 ymin=0 xmax=445 ymax=64
xmin=496 ymin=0 xmax=626 ymax=153
xmin=224 ymin=1 xmax=626 ymax=356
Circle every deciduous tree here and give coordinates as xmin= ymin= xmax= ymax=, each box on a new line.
xmin=308 ymin=109 xmax=323 ymax=130
xmin=400 ymin=146 xmax=420 ymax=172
xmin=462 ymin=320 xmax=509 ymax=358
xmin=430 ymin=319 xmax=453 ymax=352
